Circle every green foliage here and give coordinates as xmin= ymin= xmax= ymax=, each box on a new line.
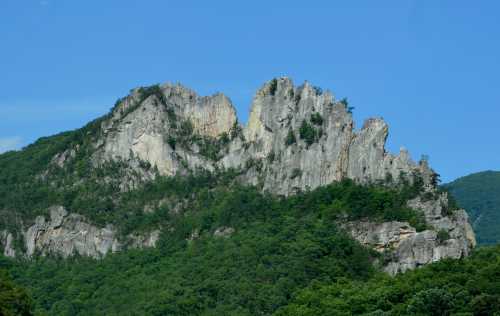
xmin=406 ymin=288 xmax=455 ymax=315
xmin=269 ymin=78 xmax=278 ymax=96
xmin=312 ymin=86 xmax=323 ymax=95
xmin=0 ymin=114 xmax=122 ymax=231
xmin=444 ymin=171 xmax=500 ymax=245
xmin=3 ymin=179 xmax=382 ymax=316
xmin=339 ymin=98 xmax=355 ymax=113
xmin=117 ymin=84 xmax=164 ymax=119
xmin=290 ymin=168 xmax=302 ymax=179
xmin=219 ymin=132 xmax=230 ymax=145
xmin=163 ymin=118 xmax=231 ymax=161
xmin=166 ymin=107 xmax=177 ymax=123
xmin=230 ymin=122 xmax=244 ymax=141
xmin=0 ymin=169 xmax=436 ymax=315
xmin=245 ymin=158 xmax=263 ymax=172
xmin=437 ymin=229 xmax=451 ymax=244
xmin=294 ymin=92 xmax=302 ymax=104
xmin=179 ymin=120 xmax=194 ymax=137
xmin=267 ymin=151 xmax=276 ymax=163
xmin=299 ymin=120 xmax=318 ymax=147
xmin=288 ymin=178 xmax=427 ymax=229
xmin=137 ymin=84 xmax=166 ymax=105
xmin=0 ymin=270 xmax=33 ymax=316
xmin=310 ymin=112 xmax=324 ymax=126
xmin=285 ymin=129 xmax=296 ymax=146
xmin=193 ymin=135 xmax=228 ymax=161
xmin=166 ymin=135 xmax=177 ymax=150
xmin=276 ymin=245 xmax=500 ymax=316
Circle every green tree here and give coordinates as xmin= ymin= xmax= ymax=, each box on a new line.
xmin=0 ymin=270 xmax=33 ymax=316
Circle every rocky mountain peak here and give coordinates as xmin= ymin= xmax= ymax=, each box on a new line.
xmin=87 ymin=77 xmax=436 ymax=194
xmin=0 ymin=77 xmax=476 ymax=275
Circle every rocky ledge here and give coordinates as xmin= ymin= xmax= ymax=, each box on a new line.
xmin=344 ymin=193 xmax=476 ymax=275
xmin=1 ymin=206 xmax=160 ymax=259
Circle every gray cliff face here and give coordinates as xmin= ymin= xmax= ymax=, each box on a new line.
xmin=21 ymin=206 xmax=158 ymax=259
xmin=1 ymin=230 xmax=16 ymax=257
xmin=88 ymin=78 xmax=431 ymax=195
xmin=221 ymin=78 xmax=431 ymax=195
xmin=93 ymin=84 xmax=236 ymax=177
xmin=344 ymin=193 xmax=476 ymax=275
xmin=24 ymin=206 xmax=120 ymax=258
xmin=16 ymin=77 xmax=474 ymax=273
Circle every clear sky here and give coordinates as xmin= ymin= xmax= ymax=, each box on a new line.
xmin=1 ymin=0 xmax=499 ymax=182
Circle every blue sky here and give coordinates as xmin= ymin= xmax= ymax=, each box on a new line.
xmin=1 ymin=0 xmax=499 ymax=182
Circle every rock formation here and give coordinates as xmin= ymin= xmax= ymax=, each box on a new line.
xmin=22 ymin=206 xmax=158 ymax=258
xmin=1 ymin=230 xmax=16 ymax=258
xmin=344 ymin=193 xmax=476 ymax=275
xmin=89 ymin=78 xmax=432 ymax=196
xmin=0 ymin=77 xmax=476 ymax=273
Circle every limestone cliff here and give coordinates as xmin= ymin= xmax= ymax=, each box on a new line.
xmin=344 ymin=192 xmax=476 ymax=275
xmin=86 ymin=78 xmax=432 ymax=196
xmin=0 ymin=77 xmax=475 ymax=274
xmin=13 ymin=206 xmax=159 ymax=259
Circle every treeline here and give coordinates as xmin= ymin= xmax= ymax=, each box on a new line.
xmin=277 ymin=245 xmax=500 ymax=316
xmin=2 ymin=182 xmax=378 ymax=315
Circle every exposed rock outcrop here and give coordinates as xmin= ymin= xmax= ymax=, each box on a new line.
xmin=24 ymin=206 xmax=159 ymax=258
xmin=1 ymin=230 xmax=16 ymax=257
xmin=25 ymin=206 xmax=120 ymax=258
xmin=86 ymin=77 xmax=431 ymax=196
xmin=344 ymin=193 xmax=476 ymax=275
xmin=128 ymin=230 xmax=161 ymax=249
xmin=213 ymin=227 xmax=235 ymax=238
xmin=93 ymin=84 xmax=236 ymax=177
xmin=24 ymin=77 xmax=474 ymax=273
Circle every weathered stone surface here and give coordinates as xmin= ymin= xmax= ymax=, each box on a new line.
xmin=1 ymin=230 xmax=16 ymax=257
xmin=93 ymin=83 xmax=236 ymax=177
xmin=128 ymin=230 xmax=161 ymax=249
xmin=88 ymin=77 xmax=431 ymax=196
xmin=213 ymin=227 xmax=235 ymax=238
xmin=30 ymin=77 xmax=475 ymax=272
xmin=23 ymin=206 xmax=160 ymax=259
xmin=25 ymin=206 xmax=120 ymax=258
xmin=344 ymin=192 xmax=476 ymax=275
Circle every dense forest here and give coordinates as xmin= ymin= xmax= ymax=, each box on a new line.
xmin=0 ymin=172 xmax=423 ymax=315
xmin=277 ymin=245 xmax=500 ymax=316
xmin=0 ymin=92 xmax=498 ymax=315
xmin=1 ymin=230 xmax=499 ymax=315
xmin=0 ymin=170 xmax=497 ymax=315
xmin=0 ymin=270 xmax=33 ymax=316
xmin=445 ymin=171 xmax=500 ymax=245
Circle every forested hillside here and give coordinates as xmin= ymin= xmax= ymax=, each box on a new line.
xmin=445 ymin=171 xmax=500 ymax=245
xmin=0 ymin=269 xmax=33 ymax=316
xmin=277 ymin=245 xmax=500 ymax=316
xmin=0 ymin=79 xmax=485 ymax=315
xmin=0 ymin=173 xmax=429 ymax=315
xmin=0 ymin=175 xmax=498 ymax=315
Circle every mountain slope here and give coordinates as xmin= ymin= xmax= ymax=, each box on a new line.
xmin=0 ymin=178 xmax=489 ymax=316
xmin=276 ymin=245 xmax=500 ymax=316
xmin=0 ymin=77 xmax=482 ymax=315
xmin=0 ymin=269 xmax=33 ymax=316
xmin=0 ymin=78 xmax=474 ymax=274
xmin=445 ymin=171 xmax=500 ymax=245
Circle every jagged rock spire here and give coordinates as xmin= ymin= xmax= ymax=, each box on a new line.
xmin=91 ymin=77 xmax=434 ymax=194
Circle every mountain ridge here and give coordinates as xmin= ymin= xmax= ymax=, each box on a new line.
xmin=445 ymin=170 xmax=500 ymax=245
xmin=83 ymin=77 xmax=436 ymax=195
xmin=0 ymin=77 xmax=475 ymax=275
